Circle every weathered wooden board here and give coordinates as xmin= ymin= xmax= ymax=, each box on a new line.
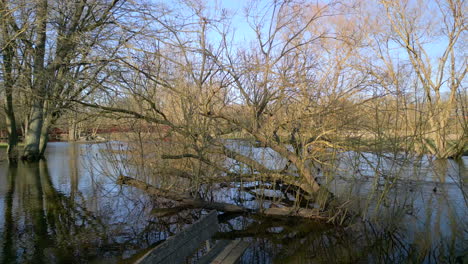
xmin=135 ymin=211 xmax=219 ymax=264
xmin=210 ymin=240 xmax=250 ymax=264
xmin=196 ymin=240 xmax=231 ymax=264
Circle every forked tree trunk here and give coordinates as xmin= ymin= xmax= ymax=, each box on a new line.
xmin=22 ymin=0 xmax=47 ymax=161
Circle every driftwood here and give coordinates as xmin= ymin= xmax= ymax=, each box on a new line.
xmin=117 ymin=175 xmax=329 ymax=220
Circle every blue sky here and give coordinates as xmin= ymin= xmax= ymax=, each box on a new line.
xmin=206 ymin=0 xmax=258 ymax=43
xmin=158 ymin=0 xmax=464 ymax=94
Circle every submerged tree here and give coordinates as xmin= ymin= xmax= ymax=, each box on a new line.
xmin=78 ymin=0 xmax=374 ymax=220
xmin=1 ymin=0 xmax=464 ymax=221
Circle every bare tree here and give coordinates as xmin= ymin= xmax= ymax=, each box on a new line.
xmin=0 ymin=0 xmax=27 ymax=160
xmin=0 ymin=0 xmax=131 ymax=161
xmin=374 ymin=0 xmax=467 ymax=158
xmin=78 ymin=0 xmax=372 ymax=220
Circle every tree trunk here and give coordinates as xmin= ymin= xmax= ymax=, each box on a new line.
xmin=117 ymin=175 xmax=331 ymax=220
xmin=22 ymin=0 xmax=48 ymax=161
xmin=0 ymin=5 xmax=19 ymax=162
xmin=69 ymin=113 xmax=77 ymax=141
xmin=4 ymin=109 xmax=19 ymax=161
xmin=428 ymin=117 xmax=464 ymax=159
xmin=433 ymin=129 xmax=447 ymax=158
xmin=22 ymin=101 xmax=44 ymax=161
xmin=39 ymin=114 xmax=52 ymax=157
xmin=3 ymin=74 xmax=19 ymax=161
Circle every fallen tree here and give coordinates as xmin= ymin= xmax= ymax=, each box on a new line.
xmin=117 ymin=175 xmax=332 ymax=220
xmin=78 ymin=0 xmax=364 ymax=224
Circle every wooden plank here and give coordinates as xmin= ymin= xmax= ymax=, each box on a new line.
xmin=197 ymin=240 xmax=231 ymax=264
xmin=221 ymin=241 xmax=249 ymax=264
xmin=211 ymin=240 xmax=250 ymax=264
xmin=211 ymin=240 xmax=240 ymax=263
xmin=135 ymin=211 xmax=219 ymax=264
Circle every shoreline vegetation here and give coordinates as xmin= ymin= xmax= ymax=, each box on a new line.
xmin=2 ymin=134 xmax=466 ymax=158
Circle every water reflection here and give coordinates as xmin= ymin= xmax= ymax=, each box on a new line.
xmin=216 ymin=142 xmax=468 ymax=263
xmin=0 ymin=143 xmax=204 ymax=263
xmin=0 ymin=161 xmax=103 ymax=263
xmin=0 ymin=143 xmax=466 ymax=263
xmin=230 ymin=165 xmax=466 ymax=262
xmin=1 ymin=162 xmax=63 ymax=263
xmin=2 ymin=163 xmax=15 ymax=264
xmin=221 ymin=208 xmax=466 ymax=263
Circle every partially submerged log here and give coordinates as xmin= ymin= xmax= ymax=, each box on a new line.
xmin=263 ymin=207 xmax=328 ymax=220
xmin=117 ymin=175 xmax=330 ymax=220
xmin=117 ymin=176 xmax=248 ymax=213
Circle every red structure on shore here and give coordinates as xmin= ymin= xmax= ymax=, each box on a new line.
xmin=0 ymin=124 xmax=171 ymax=142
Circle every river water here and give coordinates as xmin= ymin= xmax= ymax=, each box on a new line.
xmin=0 ymin=142 xmax=466 ymax=263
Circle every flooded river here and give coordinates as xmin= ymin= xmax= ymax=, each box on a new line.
xmin=0 ymin=142 xmax=466 ymax=263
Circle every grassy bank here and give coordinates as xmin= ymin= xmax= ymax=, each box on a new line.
xmin=0 ymin=142 xmax=25 ymax=149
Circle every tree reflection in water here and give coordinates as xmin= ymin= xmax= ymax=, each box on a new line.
xmin=218 ymin=207 xmax=466 ymax=264
xmin=2 ymin=163 xmax=16 ymax=264
xmin=0 ymin=143 xmax=466 ymax=263
xmin=218 ymin=158 xmax=467 ymax=263
xmin=0 ymin=151 xmax=204 ymax=263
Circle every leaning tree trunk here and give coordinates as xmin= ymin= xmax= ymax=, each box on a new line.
xmin=39 ymin=106 xmax=60 ymax=157
xmin=39 ymin=114 xmax=51 ymax=157
xmin=117 ymin=176 xmax=330 ymax=220
xmin=39 ymin=100 xmax=50 ymax=157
